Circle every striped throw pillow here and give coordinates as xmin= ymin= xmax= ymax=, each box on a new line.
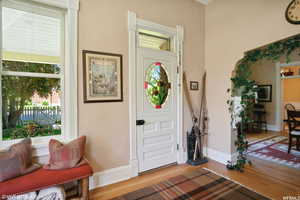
xmin=44 ymin=136 xmax=86 ymax=170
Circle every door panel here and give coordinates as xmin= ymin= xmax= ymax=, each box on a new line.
xmin=137 ymin=48 xmax=178 ymax=172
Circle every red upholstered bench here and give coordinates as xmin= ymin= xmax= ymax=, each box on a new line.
xmin=0 ymin=164 xmax=93 ymax=199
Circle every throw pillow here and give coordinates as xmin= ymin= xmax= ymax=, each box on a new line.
xmin=44 ymin=136 xmax=86 ymax=170
xmin=0 ymin=138 xmax=40 ymax=182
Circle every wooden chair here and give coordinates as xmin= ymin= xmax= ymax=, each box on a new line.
xmin=285 ymin=103 xmax=296 ymax=112
xmin=287 ymin=110 xmax=300 ymax=153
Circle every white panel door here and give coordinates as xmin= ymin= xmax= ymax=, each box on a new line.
xmin=137 ymin=47 xmax=178 ymax=173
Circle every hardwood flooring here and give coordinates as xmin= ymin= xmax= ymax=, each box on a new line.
xmin=246 ymin=130 xmax=284 ymax=143
xmin=89 ymin=158 xmax=300 ymax=200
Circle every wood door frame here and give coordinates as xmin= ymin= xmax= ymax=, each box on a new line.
xmin=128 ymin=11 xmax=184 ymax=177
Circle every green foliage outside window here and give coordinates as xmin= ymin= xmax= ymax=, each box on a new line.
xmin=2 ymin=60 xmax=61 ymax=140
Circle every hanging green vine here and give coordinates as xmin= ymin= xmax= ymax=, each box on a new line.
xmin=227 ymin=34 xmax=300 ymax=171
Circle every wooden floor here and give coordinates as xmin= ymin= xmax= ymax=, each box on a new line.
xmin=246 ymin=130 xmax=285 ymax=143
xmin=90 ymin=158 xmax=300 ymax=200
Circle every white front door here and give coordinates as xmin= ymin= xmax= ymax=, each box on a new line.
xmin=137 ymin=47 xmax=178 ymax=172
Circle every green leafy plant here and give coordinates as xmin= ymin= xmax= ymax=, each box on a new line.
xmin=2 ymin=60 xmax=60 ymax=130
xmin=11 ymin=122 xmax=40 ymax=139
xmin=42 ymin=101 xmax=49 ymax=106
xmin=4 ymin=122 xmax=61 ymax=140
xmin=227 ymin=34 xmax=300 ymax=171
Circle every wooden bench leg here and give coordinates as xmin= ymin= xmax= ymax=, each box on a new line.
xmin=69 ymin=178 xmax=90 ymax=200
xmin=81 ymin=177 xmax=89 ymax=200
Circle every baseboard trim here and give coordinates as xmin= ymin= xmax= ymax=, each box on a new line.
xmin=267 ymin=124 xmax=281 ymax=132
xmin=89 ymin=148 xmax=233 ymax=190
xmin=89 ymin=164 xmax=132 ymax=190
xmin=205 ymin=148 xmax=232 ymax=165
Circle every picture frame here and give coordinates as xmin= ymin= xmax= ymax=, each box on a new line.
xmin=190 ymin=81 xmax=199 ymax=91
xmin=82 ymin=50 xmax=123 ymax=103
xmin=257 ymin=85 xmax=272 ymax=102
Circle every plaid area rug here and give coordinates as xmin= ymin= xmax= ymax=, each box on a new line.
xmin=111 ymin=168 xmax=269 ymax=200
xmin=248 ymin=136 xmax=300 ymax=169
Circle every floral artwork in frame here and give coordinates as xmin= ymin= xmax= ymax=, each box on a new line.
xmin=83 ymin=50 xmax=123 ymax=103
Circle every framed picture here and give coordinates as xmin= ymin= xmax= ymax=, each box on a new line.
xmin=257 ymin=85 xmax=272 ymax=102
xmin=83 ymin=50 xmax=123 ymax=103
xmin=190 ymin=81 xmax=199 ymax=91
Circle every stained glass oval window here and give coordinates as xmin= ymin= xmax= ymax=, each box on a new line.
xmin=144 ymin=62 xmax=171 ymax=109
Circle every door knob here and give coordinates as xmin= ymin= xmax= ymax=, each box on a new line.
xmin=136 ymin=120 xmax=145 ymax=126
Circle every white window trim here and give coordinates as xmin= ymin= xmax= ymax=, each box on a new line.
xmin=0 ymin=0 xmax=79 ymax=157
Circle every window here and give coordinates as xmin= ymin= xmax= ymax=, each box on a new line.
xmin=0 ymin=0 xmax=76 ymax=147
xmin=138 ymin=29 xmax=172 ymax=51
xmin=144 ymin=62 xmax=170 ymax=109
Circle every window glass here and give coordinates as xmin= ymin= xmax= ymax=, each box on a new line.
xmin=2 ymin=60 xmax=61 ymax=74
xmin=139 ymin=29 xmax=171 ymax=51
xmin=2 ymin=76 xmax=61 ymax=140
xmin=144 ymin=62 xmax=170 ymax=109
xmin=1 ymin=2 xmax=64 ymax=141
xmin=2 ymin=6 xmax=62 ymax=73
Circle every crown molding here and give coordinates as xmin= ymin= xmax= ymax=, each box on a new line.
xmin=195 ymin=0 xmax=212 ymax=5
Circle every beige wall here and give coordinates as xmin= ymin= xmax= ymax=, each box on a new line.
xmin=205 ymin=0 xmax=300 ymax=154
xmin=78 ymin=0 xmax=205 ymax=172
xmin=250 ymin=59 xmax=277 ymax=125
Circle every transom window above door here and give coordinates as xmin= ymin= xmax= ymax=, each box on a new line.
xmin=138 ymin=29 xmax=173 ymax=52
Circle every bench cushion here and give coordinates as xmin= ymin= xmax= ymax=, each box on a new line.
xmin=0 ymin=164 xmax=93 ymax=195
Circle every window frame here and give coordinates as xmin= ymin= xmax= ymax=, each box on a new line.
xmin=0 ymin=0 xmax=79 ymax=156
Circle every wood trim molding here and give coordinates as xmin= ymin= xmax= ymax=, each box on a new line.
xmin=176 ymin=25 xmax=185 ymax=164
xmin=205 ymin=148 xmax=233 ymax=165
xmin=128 ymin=11 xmax=138 ymax=178
xmin=89 ymin=165 xmax=132 ymax=190
xmin=64 ymin=1 xmax=79 ymax=141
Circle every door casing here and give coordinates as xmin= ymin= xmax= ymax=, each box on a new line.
xmin=128 ymin=11 xmax=184 ymax=177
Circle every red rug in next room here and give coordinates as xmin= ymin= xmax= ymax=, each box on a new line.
xmin=247 ymin=136 xmax=300 ymax=169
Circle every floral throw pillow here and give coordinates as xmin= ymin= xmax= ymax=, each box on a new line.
xmin=44 ymin=136 xmax=86 ymax=170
